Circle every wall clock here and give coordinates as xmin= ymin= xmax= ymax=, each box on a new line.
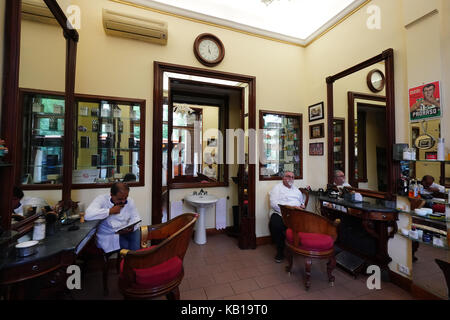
xmin=366 ymin=69 xmax=385 ymax=93
xmin=193 ymin=33 xmax=225 ymax=67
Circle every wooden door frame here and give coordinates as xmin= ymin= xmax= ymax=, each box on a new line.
xmin=152 ymin=61 xmax=256 ymax=249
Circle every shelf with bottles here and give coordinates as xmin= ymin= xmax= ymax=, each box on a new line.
xmin=399 ymin=210 xmax=449 ymax=223
xmin=400 ymin=159 xmax=450 ymax=163
xmin=397 ymin=232 xmax=449 ymax=250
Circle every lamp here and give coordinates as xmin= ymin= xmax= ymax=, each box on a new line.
xmin=173 ymin=103 xmax=194 ymax=115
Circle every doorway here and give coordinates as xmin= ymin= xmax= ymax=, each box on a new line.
xmin=152 ymin=62 xmax=256 ymax=249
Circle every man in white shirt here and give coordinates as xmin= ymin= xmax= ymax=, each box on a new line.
xmin=420 ymin=175 xmax=445 ymax=195
xmin=202 ymin=164 xmax=217 ymax=179
xmin=333 ymin=170 xmax=351 ymax=188
xmin=269 ymin=171 xmax=305 ymax=263
xmin=85 ymin=182 xmax=141 ymax=253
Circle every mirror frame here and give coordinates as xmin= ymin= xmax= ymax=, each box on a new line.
xmin=0 ymin=0 xmax=78 ymax=231
xmin=326 ymin=49 xmax=398 ymax=199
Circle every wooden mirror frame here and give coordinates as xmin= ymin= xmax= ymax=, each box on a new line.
xmin=326 ymin=49 xmax=398 ymax=199
xmin=1 ymin=0 xmax=78 ymax=231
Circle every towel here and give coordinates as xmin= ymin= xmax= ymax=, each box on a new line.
xmin=170 ymin=201 xmax=183 ymax=220
xmin=215 ymin=197 xmax=227 ymax=230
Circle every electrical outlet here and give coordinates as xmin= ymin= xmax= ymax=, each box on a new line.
xmin=398 ymin=264 xmax=410 ymax=276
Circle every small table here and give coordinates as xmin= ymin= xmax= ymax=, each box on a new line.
xmin=0 ymin=220 xmax=100 ymax=299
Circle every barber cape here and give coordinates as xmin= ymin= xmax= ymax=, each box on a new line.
xmin=269 ymin=182 xmax=304 ymax=217
xmin=85 ymin=194 xmax=141 ymax=253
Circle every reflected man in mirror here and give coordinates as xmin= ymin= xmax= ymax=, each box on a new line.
xmin=85 ymin=182 xmax=141 ymax=253
xmin=12 ymin=186 xmax=25 ymax=222
xmin=268 ymin=171 xmax=305 ymax=263
xmin=420 ymin=175 xmax=445 ymax=195
xmin=333 ymin=170 xmax=351 ymax=188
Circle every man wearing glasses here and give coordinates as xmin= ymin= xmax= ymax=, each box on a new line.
xmin=333 ymin=170 xmax=351 ymax=188
xmin=268 ymin=171 xmax=305 ymax=263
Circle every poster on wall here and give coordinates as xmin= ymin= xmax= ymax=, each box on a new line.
xmin=409 ymin=81 xmax=441 ymax=122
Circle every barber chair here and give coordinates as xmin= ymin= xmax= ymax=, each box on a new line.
xmin=118 ymin=213 xmax=198 ymax=300
xmin=280 ymin=205 xmax=340 ymax=290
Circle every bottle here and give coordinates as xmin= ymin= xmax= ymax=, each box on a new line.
xmin=437 ymin=138 xmax=445 ymax=161
xmin=408 ymin=179 xmax=414 ymax=198
xmin=409 ymin=226 xmax=418 ymax=240
xmin=403 ymin=147 xmax=411 ymax=160
xmin=413 ymin=181 xmax=419 ymax=198
xmin=32 ymin=218 xmax=46 ymax=241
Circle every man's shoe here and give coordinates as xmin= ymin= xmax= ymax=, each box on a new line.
xmin=274 ymin=253 xmax=284 ymax=263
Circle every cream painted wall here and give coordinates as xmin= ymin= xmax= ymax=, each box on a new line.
xmin=18 ymin=0 xmax=306 ymax=229
xmin=303 ymin=0 xmax=410 ymax=277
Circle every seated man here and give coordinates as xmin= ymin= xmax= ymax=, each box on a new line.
xmin=269 ymin=171 xmax=305 ymax=263
xmin=12 ymin=186 xmax=49 ymax=218
xmin=202 ymin=164 xmax=217 ymax=179
xmin=333 ymin=170 xmax=351 ymax=188
xmin=420 ymin=175 xmax=445 ymax=195
xmin=85 ymin=182 xmax=141 ymax=254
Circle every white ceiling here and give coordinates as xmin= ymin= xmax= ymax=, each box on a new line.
xmin=125 ymin=0 xmax=367 ymax=45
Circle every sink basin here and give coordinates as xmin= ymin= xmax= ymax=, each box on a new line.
xmin=184 ymin=194 xmax=219 ymax=245
xmin=185 ymin=194 xmax=219 ymax=208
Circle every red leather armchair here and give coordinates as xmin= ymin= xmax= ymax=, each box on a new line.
xmin=280 ymin=205 xmax=340 ymax=290
xmin=118 ymin=213 xmax=198 ymax=300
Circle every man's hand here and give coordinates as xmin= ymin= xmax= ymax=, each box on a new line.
xmin=109 ymin=204 xmax=124 ymax=215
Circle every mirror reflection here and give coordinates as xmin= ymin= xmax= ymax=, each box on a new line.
xmin=332 ymin=61 xmax=388 ymax=192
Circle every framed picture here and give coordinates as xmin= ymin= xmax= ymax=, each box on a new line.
xmin=309 ymin=142 xmax=324 ymax=156
xmin=309 ymin=123 xmax=324 ymax=139
xmin=308 ymin=102 xmax=324 ymax=122
xmin=207 ymin=137 xmax=217 ymax=147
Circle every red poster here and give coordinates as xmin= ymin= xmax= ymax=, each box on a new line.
xmin=409 ymin=81 xmax=441 ymax=122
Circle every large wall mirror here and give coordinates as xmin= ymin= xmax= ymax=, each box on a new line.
xmin=327 ymin=49 xmax=396 ymax=197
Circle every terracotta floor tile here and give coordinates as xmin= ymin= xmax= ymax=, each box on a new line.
xmin=274 ymin=282 xmax=308 ymax=299
xmin=254 ymin=272 xmax=289 ymax=288
xmin=213 ymin=270 xmax=240 ymax=284
xmin=187 ymin=274 xmax=216 ymax=290
xmin=181 ymin=288 xmax=207 ymax=300
xmin=230 ymin=278 xmax=260 ymax=294
xmin=222 ymin=292 xmax=254 ymax=300
xmin=204 ymin=283 xmax=235 ymax=300
xmin=249 ymin=287 xmax=283 ymax=300
xmin=235 ymin=267 xmax=263 ymax=280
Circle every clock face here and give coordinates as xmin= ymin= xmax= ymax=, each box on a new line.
xmin=371 ymin=71 xmax=383 ymax=90
xmin=198 ymin=39 xmax=220 ymax=62
xmin=194 ymin=33 xmax=225 ymax=67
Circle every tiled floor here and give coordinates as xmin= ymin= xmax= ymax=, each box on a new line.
xmin=412 ymin=243 xmax=450 ymax=299
xmin=71 ymin=234 xmax=415 ymax=300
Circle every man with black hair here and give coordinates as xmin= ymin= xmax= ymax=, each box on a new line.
xmin=420 ymin=175 xmax=445 ymax=195
xmin=85 ymin=182 xmax=141 ymax=253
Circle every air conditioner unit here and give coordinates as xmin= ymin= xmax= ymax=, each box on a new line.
xmin=22 ymin=0 xmax=58 ymax=26
xmin=102 ymin=9 xmax=168 ymax=45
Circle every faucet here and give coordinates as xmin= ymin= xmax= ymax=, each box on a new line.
xmin=199 ymin=189 xmax=205 ymax=196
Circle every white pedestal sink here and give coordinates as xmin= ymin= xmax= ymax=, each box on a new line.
xmin=185 ymin=194 xmax=219 ymax=245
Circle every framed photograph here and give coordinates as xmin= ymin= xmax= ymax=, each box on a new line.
xmin=207 ymin=137 xmax=217 ymax=147
xmin=309 ymin=123 xmax=324 ymax=139
xmin=308 ymin=102 xmax=324 ymax=122
xmin=309 ymin=142 xmax=324 ymax=156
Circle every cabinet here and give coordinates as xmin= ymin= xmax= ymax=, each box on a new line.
xmin=332 ymin=118 xmax=345 ymax=173
xmin=19 ymin=90 xmax=145 ymax=189
xmin=259 ymin=110 xmax=302 ymax=180
xmin=21 ymin=93 xmax=65 ymax=185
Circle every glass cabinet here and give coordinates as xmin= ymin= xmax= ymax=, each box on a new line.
xmin=259 ymin=110 xmax=302 ymax=180
xmin=21 ymin=92 xmax=65 ymax=185
xmin=332 ymin=118 xmax=345 ymax=173
xmin=19 ymin=90 xmax=145 ymax=188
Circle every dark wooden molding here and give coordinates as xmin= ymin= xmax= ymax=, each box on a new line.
xmin=153 ymin=61 xmax=257 ymax=250
xmin=0 ymin=0 xmax=22 ymax=231
xmin=43 ymin=0 xmax=79 ymax=42
xmin=388 ymin=270 xmax=411 ymax=293
xmin=327 ymin=49 xmax=397 ymax=197
xmin=256 ymin=236 xmax=272 ymax=246
xmin=259 ymin=110 xmax=303 ymax=181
